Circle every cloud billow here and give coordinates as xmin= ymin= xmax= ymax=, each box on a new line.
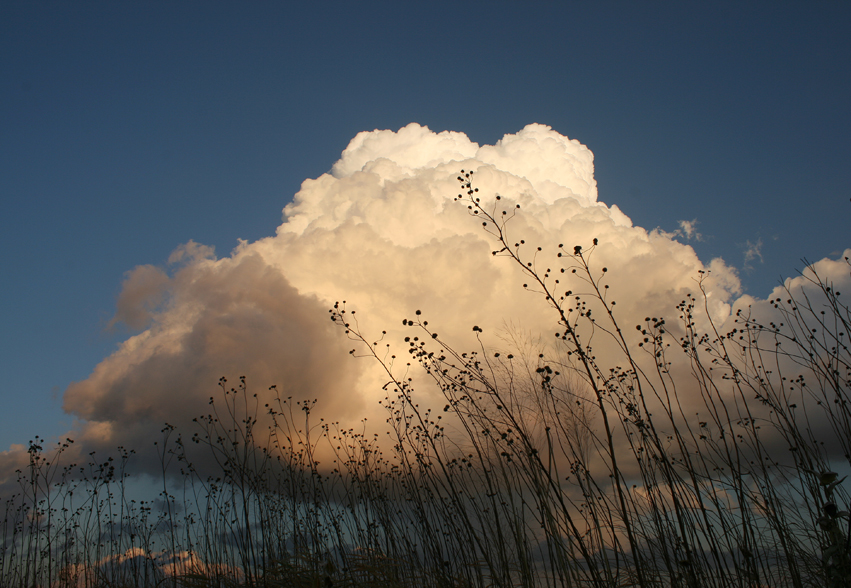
xmin=6 ymin=122 xmax=846 ymax=482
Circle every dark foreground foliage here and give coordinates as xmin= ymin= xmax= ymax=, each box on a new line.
xmin=3 ymin=171 xmax=850 ymax=587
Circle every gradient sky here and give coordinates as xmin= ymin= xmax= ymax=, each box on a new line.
xmin=1 ymin=1 xmax=849 ymax=453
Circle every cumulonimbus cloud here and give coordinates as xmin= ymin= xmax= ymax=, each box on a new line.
xmin=3 ymin=123 xmax=847 ymax=483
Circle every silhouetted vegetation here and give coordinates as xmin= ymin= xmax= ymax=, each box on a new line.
xmin=2 ymin=171 xmax=849 ymax=587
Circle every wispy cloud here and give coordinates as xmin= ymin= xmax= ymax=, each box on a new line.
xmin=743 ymin=237 xmax=764 ymax=270
xmin=653 ymin=219 xmax=702 ymax=242
xmin=677 ymin=219 xmax=702 ymax=241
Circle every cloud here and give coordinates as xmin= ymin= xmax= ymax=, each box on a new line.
xmin=743 ymin=237 xmax=764 ymax=269
xmin=653 ymin=218 xmax=702 ymax=243
xmin=55 ymin=250 xmax=361 ymax=475
xmin=7 ymin=123 xmax=847 ymax=484
xmin=108 ymin=265 xmax=170 ymax=331
xmin=678 ymin=218 xmax=702 ymax=241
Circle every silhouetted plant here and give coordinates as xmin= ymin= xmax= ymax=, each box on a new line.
xmin=1 ymin=169 xmax=849 ymax=587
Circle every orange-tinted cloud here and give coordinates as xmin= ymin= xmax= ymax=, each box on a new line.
xmin=7 ymin=123 xmax=846 ymax=483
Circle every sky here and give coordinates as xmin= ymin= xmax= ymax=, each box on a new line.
xmin=0 ymin=2 xmax=849 ymax=467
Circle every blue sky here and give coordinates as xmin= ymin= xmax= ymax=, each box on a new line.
xmin=1 ymin=1 xmax=849 ymax=452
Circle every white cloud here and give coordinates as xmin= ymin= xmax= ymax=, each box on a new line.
xmin=6 ymin=123 xmax=847 ymax=483
xmin=678 ymin=218 xmax=702 ymax=241
xmin=653 ymin=218 xmax=702 ymax=243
